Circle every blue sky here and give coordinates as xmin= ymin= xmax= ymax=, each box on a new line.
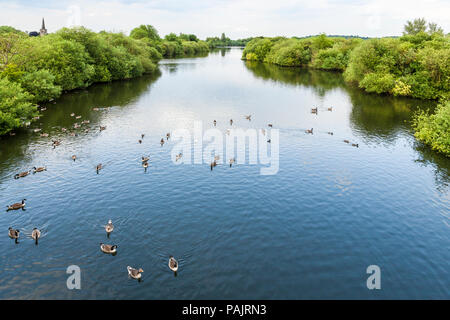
xmin=1 ymin=0 xmax=448 ymax=38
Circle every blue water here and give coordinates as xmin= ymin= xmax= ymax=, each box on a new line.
xmin=0 ymin=48 xmax=448 ymax=299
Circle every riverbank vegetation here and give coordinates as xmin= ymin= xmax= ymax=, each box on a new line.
xmin=242 ymin=19 xmax=449 ymax=101
xmin=413 ymin=101 xmax=450 ymax=156
xmin=129 ymin=25 xmax=209 ymax=58
xmin=0 ymin=24 xmax=209 ymax=135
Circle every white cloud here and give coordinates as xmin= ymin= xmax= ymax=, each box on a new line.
xmin=0 ymin=0 xmax=448 ymax=38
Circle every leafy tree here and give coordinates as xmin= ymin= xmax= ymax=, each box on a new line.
xmin=130 ymin=25 xmax=160 ymax=41
xmin=19 ymin=70 xmax=62 ymax=103
xmin=404 ymin=18 xmax=427 ymax=35
xmin=0 ymin=77 xmax=37 ymax=135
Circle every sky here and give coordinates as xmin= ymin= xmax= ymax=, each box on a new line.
xmin=0 ymin=0 xmax=449 ymax=39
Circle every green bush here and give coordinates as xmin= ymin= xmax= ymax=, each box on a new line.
xmin=0 ymin=77 xmax=37 ymax=135
xmin=19 ymin=70 xmax=62 ymax=102
xmin=413 ymin=101 xmax=450 ymax=156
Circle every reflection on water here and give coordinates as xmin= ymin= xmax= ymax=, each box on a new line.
xmin=0 ymin=48 xmax=448 ymax=299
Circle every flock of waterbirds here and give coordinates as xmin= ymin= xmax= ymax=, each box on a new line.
xmin=5 ymin=103 xmax=358 ymax=281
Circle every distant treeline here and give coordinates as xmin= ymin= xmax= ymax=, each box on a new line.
xmin=206 ymin=33 xmax=253 ymax=47
xmin=129 ymin=25 xmax=209 ymax=58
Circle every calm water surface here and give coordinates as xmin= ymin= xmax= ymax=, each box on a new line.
xmin=0 ymin=48 xmax=448 ymax=299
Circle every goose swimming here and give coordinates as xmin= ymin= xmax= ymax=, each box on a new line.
xmin=33 ymin=166 xmax=46 ymax=173
xmin=105 ymin=220 xmax=114 ymax=234
xmin=229 ymin=158 xmax=235 ymax=167
xmin=305 ymin=128 xmax=313 ymax=134
xmin=169 ymin=256 xmax=178 ymax=272
xmin=213 ymin=120 xmax=216 ymax=126
xmin=7 ymin=199 xmax=26 ymax=211
xmin=142 ymin=156 xmax=149 ymax=163
xmin=127 ymin=266 xmax=143 ymax=280
xmin=160 ymin=138 xmax=165 ymax=146
xmin=14 ymin=171 xmax=30 ymax=179
xmin=96 ymin=164 xmax=103 ymax=173
xmin=8 ymin=227 xmax=20 ymax=243
xmin=71 ymin=155 xmax=77 ymax=162
xmin=245 ymin=115 xmax=251 ymax=121
xmin=311 ymin=107 xmax=318 ymax=114
xmin=100 ymin=243 xmax=117 ymax=254
xmin=31 ymin=228 xmax=41 ymax=245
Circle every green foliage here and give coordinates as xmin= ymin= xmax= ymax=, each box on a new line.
xmin=413 ymin=101 xmax=450 ymax=156
xmin=206 ymin=33 xmax=253 ymax=48
xmin=130 ymin=25 xmax=160 ymax=42
xmin=19 ymin=69 xmax=62 ymax=102
xmin=0 ymin=77 xmax=37 ymax=135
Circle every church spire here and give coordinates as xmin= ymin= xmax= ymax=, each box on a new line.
xmin=40 ymin=17 xmax=47 ymax=36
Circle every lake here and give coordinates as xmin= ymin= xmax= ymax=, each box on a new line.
xmin=0 ymin=48 xmax=448 ymax=299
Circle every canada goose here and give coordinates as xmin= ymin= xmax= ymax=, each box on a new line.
xmin=352 ymin=143 xmax=359 ymax=148
xmin=143 ymin=162 xmax=149 ymax=170
xmin=141 ymin=134 xmax=145 ymax=139
xmin=31 ymin=228 xmax=41 ymax=245
xmin=245 ymin=115 xmax=251 ymax=121
xmin=268 ymin=124 xmax=273 ymax=128
xmin=213 ymin=120 xmax=216 ymax=126
xmin=6 ymin=199 xmax=26 ymax=211
xmin=210 ymin=160 xmax=217 ymax=171
xmin=8 ymin=227 xmax=20 ymax=243
xmin=100 ymin=243 xmax=117 ymax=254
xmin=33 ymin=128 xmax=41 ymax=133
xmin=105 ymin=220 xmax=114 ymax=234
xmin=328 ymin=107 xmax=333 ymax=111
xmin=96 ymin=164 xmax=103 ymax=173
xmin=327 ymin=132 xmax=333 ymax=135
xmin=230 ymin=119 xmax=233 ymax=125
xmin=343 ymin=140 xmax=350 ymax=143
xmin=52 ymin=140 xmax=61 ymax=148
xmin=169 ymin=256 xmax=178 ymax=272
xmin=305 ymin=128 xmax=313 ymax=134
xmin=311 ymin=107 xmax=318 ymax=114
xmin=72 ymin=155 xmax=77 ymax=162
xmin=229 ymin=158 xmax=235 ymax=167
xmin=70 ymin=113 xmax=75 ymax=117
xmin=127 ymin=266 xmax=143 ymax=280
xmin=142 ymin=156 xmax=149 ymax=163
xmin=267 ymin=139 xmax=271 ymax=143
xmin=14 ymin=171 xmax=30 ymax=179
xmin=40 ymin=133 xmax=49 ymax=137
xmin=176 ymin=153 xmax=183 ymax=162
xmin=138 ymin=139 xmax=142 ymax=144
xmin=99 ymin=126 xmax=106 ymax=131
xmin=75 ymin=116 xmax=81 ymax=119
xmin=166 ymin=133 xmax=171 ymax=140
xmin=33 ymin=166 xmax=46 ymax=173
xmin=160 ymin=138 xmax=165 ymax=146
